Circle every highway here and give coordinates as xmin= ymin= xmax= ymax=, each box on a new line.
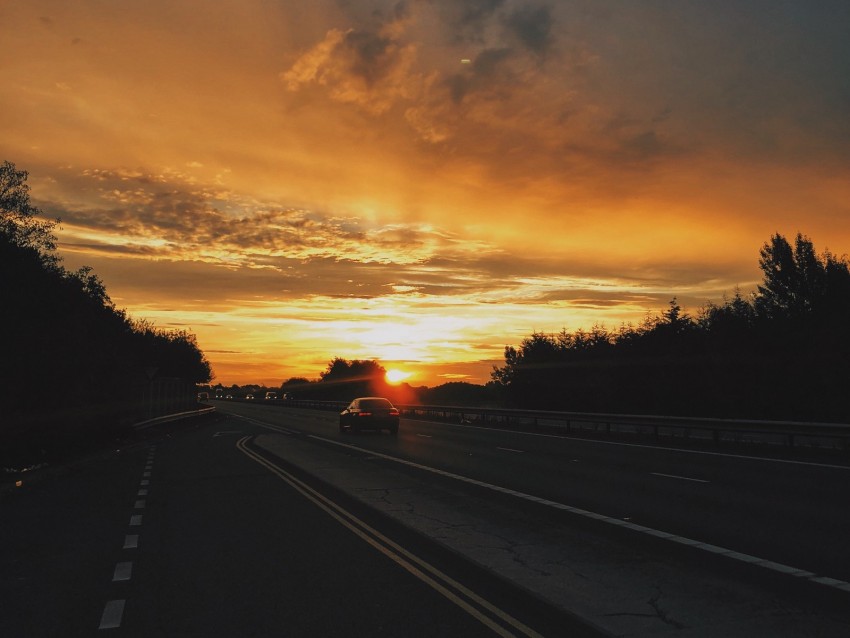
xmin=2 ymin=401 xmax=849 ymax=636
xmin=222 ymin=400 xmax=850 ymax=583
xmin=0 ymin=409 xmax=594 ymax=637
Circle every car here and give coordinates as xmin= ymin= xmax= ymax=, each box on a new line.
xmin=339 ymin=397 xmax=400 ymax=435
xmin=246 ymin=394 xmax=255 ymax=400
xmin=265 ymin=391 xmax=277 ymax=400
xmin=225 ymin=394 xmax=233 ymax=400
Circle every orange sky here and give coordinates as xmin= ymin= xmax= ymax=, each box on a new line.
xmin=3 ymin=1 xmax=850 ymax=387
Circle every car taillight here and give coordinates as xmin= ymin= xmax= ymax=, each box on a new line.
xmin=389 ymin=409 xmax=399 ymax=416
xmin=358 ymin=411 xmax=372 ymax=416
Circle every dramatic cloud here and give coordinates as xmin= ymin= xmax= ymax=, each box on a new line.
xmin=3 ymin=0 xmax=850 ymax=385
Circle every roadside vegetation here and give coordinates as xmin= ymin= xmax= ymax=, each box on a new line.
xmin=1 ymin=160 xmax=212 ymax=470
xmin=491 ymin=233 xmax=850 ymax=422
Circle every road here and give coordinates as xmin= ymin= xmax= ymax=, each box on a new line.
xmin=221 ymin=400 xmax=850 ymax=584
xmin=3 ymin=401 xmax=850 ymax=636
xmin=0 ymin=410 xmax=595 ymax=637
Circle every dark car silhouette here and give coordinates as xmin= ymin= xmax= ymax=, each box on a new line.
xmin=339 ymin=397 xmax=400 ymax=435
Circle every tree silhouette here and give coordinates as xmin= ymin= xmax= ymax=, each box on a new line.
xmin=2 ymin=160 xmax=213 ymax=467
xmin=492 ymin=233 xmax=850 ymax=421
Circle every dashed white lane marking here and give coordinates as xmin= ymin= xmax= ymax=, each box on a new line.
xmin=142 ymin=471 xmax=151 ymax=477
xmin=306 ymin=433 xmax=850 ymax=595
xmin=496 ymin=447 xmax=525 ymax=453
xmin=123 ymin=535 xmax=139 ymax=549
xmin=137 ymin=489 xmax=148 ymax=496
xmin=651 ymin=472 xmax=710 ymax=484
xmin=129 ymin=515 xmax=143 ymax=526
xmin=140 ymin=479 xmax=149 ymax=486
xmin=112 ymin=562 xmax=133 ymax=582
xmin=417 ymin=434 xmax=433 ymax=438
xmin=99 ymin=600 xmax=125 ymax=629
xmin=134 ymin=500 xmax=146 ymax=509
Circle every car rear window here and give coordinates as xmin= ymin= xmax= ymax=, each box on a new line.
xmin=361 ymin=398 xmax=393 ymax=410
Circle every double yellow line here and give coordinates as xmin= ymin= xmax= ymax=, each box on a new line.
xmin=236 ymin=436 xmax=544 ymax=638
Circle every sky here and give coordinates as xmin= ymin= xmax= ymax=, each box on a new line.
xmin=3 ymin=1 xmax=850 ymax=387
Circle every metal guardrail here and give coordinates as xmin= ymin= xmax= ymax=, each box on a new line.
xmin=241 ymin=398 xmax=850 ymax=451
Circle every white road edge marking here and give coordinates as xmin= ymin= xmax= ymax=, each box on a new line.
xmin=650 ymin=472 xmax=709 ymax=483
xmin=497 ymin=447 xmax=525 ymax=453
xmin=434 ymin=420 xmax=850 ymax=471
xmin=99 ymin=600 xmax=125 ymax=629
xmin=300 ymin=432 xmax=850 ymax=595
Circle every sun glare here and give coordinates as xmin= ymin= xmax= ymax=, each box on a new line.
xmin=386 ymin=369 xmax=411 ymax=384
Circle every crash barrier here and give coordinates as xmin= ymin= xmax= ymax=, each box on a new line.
xmin=133 ymin=406 xmax=216 ymax=431
xmin=238 ymin=398 xmax=850 ymax=452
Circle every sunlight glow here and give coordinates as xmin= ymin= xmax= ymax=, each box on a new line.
xmin=386 ymin=369 xmax=412 ymax=384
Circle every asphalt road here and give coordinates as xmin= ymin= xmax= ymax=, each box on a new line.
xmin=216 ymin=400 xmax=850 ymax=586
xmin=0 ymin=411 xmax=598 ymax=638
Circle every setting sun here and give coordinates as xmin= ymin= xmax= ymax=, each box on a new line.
xmin=386 ymin=369 xmax=412 ymax=385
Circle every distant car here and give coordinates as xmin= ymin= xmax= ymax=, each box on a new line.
xmin=265 ymin=392 xmax=277 ymax=400
xmin=339 ymin=397 xmax=399 ymax=435
xmin=225 ymin=394 xmax=233 ymax=400
xmin=246 ymin=394 xmax=255 ymax=400
xmin=198 ymin=392 xmax=209 ymax=400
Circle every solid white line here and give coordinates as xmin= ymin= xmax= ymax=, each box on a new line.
xmin=497 ymin=447 xmax=525 ymax=454
xmin=650 ymin=472 xmax=709 ymax=483
xmin=112 ymin=561 xmax=133 ymax=582
xmin=129 ymin=515 xmax=142 ymax=526
xmin=99 ymin=600 xmax=125 ymax=629
xmin=123 ymin=535 xmax=139 ymax=549
xmin=306 ymin=433 xmax=850 ymax=595
xmin=433 ymin=420 xmax=850 ymax=470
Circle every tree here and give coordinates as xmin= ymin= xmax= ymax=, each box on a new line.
xmin=0 ymin=160 xmax=60 ymax=265
xmin=2 ymin=160 xmax=213 ymax=465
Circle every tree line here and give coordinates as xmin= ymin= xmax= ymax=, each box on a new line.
xmin=491 ymin=233 xmax=850 ymax=422
xmin=1 ymin=160 xmax=212 ymax=467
